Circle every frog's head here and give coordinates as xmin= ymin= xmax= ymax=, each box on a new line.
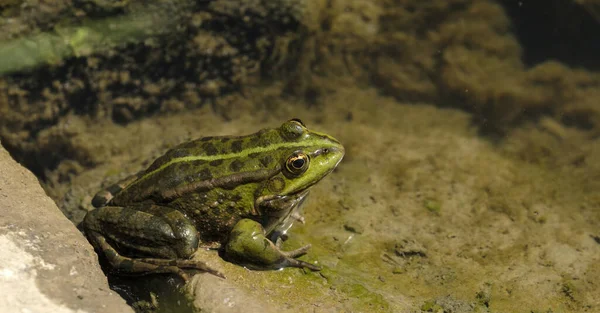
xmin=257 ymin=119 xmax=345 ymax=202
xmin=252 ymin=119 xmax=344 ymax=231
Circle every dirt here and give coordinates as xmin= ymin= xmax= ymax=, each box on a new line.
xmin=1 ymin=0 xmax=600 ymax=312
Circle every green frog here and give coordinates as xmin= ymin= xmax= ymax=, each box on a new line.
xmin=83 ymin=119 xmax=344 ymax=281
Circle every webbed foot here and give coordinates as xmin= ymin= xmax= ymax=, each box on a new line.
xmin=224 ymin=218 xmax=320 ymax=271
xmin=87 ymin=230 xmax=225 ymax=282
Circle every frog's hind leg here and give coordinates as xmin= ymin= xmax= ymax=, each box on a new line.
xmin=83 ymin=205 xmax=224 ymax=281
xmin=86 ymin=230 xmax=197 ymax=281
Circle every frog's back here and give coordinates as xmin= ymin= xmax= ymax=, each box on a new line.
xmin=99 ymin=127 xmax=294 ymax=206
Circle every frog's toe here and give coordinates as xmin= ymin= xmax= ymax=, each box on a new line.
xmin=290 ymin=211 xmax=306 ymax=224
xmin=160 ymin=266 xmax=190 ymax=282
xmin=137 ymin=257 xmax=226 ymax=279
xmin=183 ymin=261 xmax=226 ymax=279
xmin=282 ymin=257 xmax=321 ymax=271
xmin=280 ymin=244 xmax=320 ymax=271
xmin=282 ymin=244 xmax=311 ymax=258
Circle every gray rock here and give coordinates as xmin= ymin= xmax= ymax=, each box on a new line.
xmin=0 ymin=143 xmax=133 ymax=313
xmin=188 ymin=272 xmax=279 ymax=313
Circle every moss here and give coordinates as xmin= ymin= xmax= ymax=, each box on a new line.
xmin=561 ymin=279 xmax=578 ymax=303
xmin=424 ymin=199 xmax=442 ymax=214
xmin=420 ymin=300 xmax=443 ymax=312
xmin=337 ymin=283 xmax=391 ymax=312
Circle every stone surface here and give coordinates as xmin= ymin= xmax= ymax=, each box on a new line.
xmin=0 ymin=143 xmax=133 ymax=313
xmin=188 ymin=269 xmax=279 ymax=313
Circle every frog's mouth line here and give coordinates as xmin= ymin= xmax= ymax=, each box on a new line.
xmin=256 ymin=189 xmax=310 ymax=207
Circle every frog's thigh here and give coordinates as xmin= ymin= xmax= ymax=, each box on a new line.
xmin=85 ymin=227 xmax=192 ymax=280
xmin=83 ymin=205 xmax=199 ymax=259
xmin=224 ymin=218 xmax=319 ymax=270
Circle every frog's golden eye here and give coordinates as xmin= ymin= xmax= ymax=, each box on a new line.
xmin=285 ymin=152 xmax=310 ymax=176
xmin=281 ymin=119 xmax=306 ymax=139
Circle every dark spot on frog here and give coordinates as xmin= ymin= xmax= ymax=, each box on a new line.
xmin=230 ymin=160 xmax=244 ymax=172
xmin=202 ymin=143 xmax=219 ymax=156
xmin=230 ymin=140 xmax=243 ymax=153
xmin=181 ymin=140 xmax=200 ymax=149
xmin=226 ymin=205 xmax=236 ymax=215
xmin=211 ymin=206 xmax=222 ymax=217
xmin=259 ymin=155 xmax=272 ymax=168
xmin=268 ymin=177 xmax=285 ymax=192
xmin=201 ymin=136 xmax=214 ymax=141
xmin=176 ymin=161 xmax=192 ymax=172
xmin=197 ymin=168 xmax=213 ymax=180
xmin=165 ymin=175 xmax=184 ymax=189
xmin=210 ymin=159 xmax=224 ymax=167
xmin=147 ymin=155 xmax=173 ymax=171
xmin=249 ymin=136 xmax=261 ymax=146
xmin=107 ymin=184 xmax=124 ymax=195
xmin=191 ymin=160 xmax=208 ymax=169
xmin=230 ymin=193 xmax=242 ymax=203
xmin=254 ymin=133 xmax=272 ymax=147
xmin=220 ymin=137 xmax=231 ymax=143
xmin=248 ymin=152 xmax=260 ymax=159
xmin=169 ymin=148 xmax=190 ymax=158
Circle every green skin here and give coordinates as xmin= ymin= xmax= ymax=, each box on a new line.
xmin=83 ymin=119 xmax=345 ymax=281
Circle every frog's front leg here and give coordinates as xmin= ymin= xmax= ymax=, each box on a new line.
xmin=224 ymin=219 xmax=320 ymax=270
xmin=83 ymin=204 xmax=224 ymax=282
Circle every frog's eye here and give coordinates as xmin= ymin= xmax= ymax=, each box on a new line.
xmin=290 ymin=118 xmax=305 ymax=127
xmin=285 ymin=152 xmax=310 ymax=176
xmin=281 ymin=119 xmax=306 ymax=140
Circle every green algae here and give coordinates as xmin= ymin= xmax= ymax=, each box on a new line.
xmin=420 ymin=301 xmax=444 ymax=312
xmin=0 ymin=1 xmax=188 ymax=75
xmin=424 ymin=199 xmax=442 ymax=214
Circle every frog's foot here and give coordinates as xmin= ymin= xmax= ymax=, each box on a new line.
xmin=136 ymin=258 xmax=226 ymax=280
xmin=282 ymin=244 xmax=311 ymax=258
xmin=88 ymin=231 xmax=225 ymax=282
xmin=280 ymin=244 xmax=320 ymax=270
xmin=224 ymin=218 xmax=321 ymax=271
xmin=290 ymin=211 xmax=306 ymax=224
